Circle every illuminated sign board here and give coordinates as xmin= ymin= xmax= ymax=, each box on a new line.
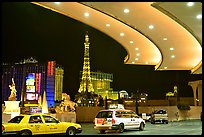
xmin=26 ymin=85 xmax=35 ymax=93
xmin=25 ymin=73 xmax=38 ymax=101
xmin=26 ymin=93 xmax=38 ymax=100
xmin=26 ymin=73 xmax=35 ymax=85
xmin=35 ymin=73 xmax=41 ymax=99
xmin=30 ymin=107 xmax=42 ymax=114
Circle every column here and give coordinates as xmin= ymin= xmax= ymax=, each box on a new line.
xmin=197 ymin=81 xmax=202 ymax=106
xmin=188 ymin=81 xmax=199 ymax=106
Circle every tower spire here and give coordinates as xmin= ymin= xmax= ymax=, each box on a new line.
xmin=78 ymin=32 xmax=94 ymax=93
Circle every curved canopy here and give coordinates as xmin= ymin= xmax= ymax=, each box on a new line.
xmin=32 ymin=2 xmax=202 ymax=74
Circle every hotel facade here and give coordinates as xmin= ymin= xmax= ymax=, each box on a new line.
xmin=2 ymin=58 xmax=64 ymax=107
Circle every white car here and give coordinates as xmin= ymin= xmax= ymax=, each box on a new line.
xmin=94 ymin=107 xmax=145 ymax=134
xmin=150 ymin=109 xmax=168 ymax=124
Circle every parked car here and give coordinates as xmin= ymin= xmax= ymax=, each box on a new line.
xmin=2 ymin=113 xmax=82 ymax=135
xmin=150 ymin=109 xmax=168 ymax=124
xmin=94 ymin=107 xmax=145 ymax=134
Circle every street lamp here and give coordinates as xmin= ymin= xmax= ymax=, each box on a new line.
xmin=135 ymin=90 xmax=139 ymax=115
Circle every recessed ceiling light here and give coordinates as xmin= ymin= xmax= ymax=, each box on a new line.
xmin=84 ymin=12 xmax=90 ymax=17
xmin=164 ymin=67 xmax=167 ymax=69
xmin=130 ymin=41 xmax=134 ymax=44
xmin=171 ymin=55 xmax=175 ymax=58
xmin=196 ymin=14 xmax=202 ymax=19
xmin=54 ymin=2 xmax=61 ymax=4
xmin=187 ymin=2 xmax=194 ymax=7
xmin=135 ymin=58 xmax=139 ymax=61
xmin=170 ymin=47 xmax=174 ymax=51
xmin=135 ymin=48 xmax=139 ymax=50
xmin=124 ymin=9 xmax=129 ymax=13
xmin=136 ymin=53 xmax=140 ymax=56
xmin=120 ymin=32 xmax=124 ymax=36
xmin=149 ymin=25 xmax=154 ymax=29
xmin=106 ymin=24 xmax=110 ymax=27
xmin=163 ymin=38 xmax=167 ymax=41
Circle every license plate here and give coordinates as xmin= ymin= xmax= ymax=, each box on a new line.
xmin=97 ymin=119 xmax=105 ymax=124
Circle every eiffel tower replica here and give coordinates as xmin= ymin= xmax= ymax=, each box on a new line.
xmin=78 ymin=31 xmax=94 ymax=96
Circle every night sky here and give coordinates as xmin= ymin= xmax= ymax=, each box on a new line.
xmin=1 ymin=2 xmax=202 ymax=100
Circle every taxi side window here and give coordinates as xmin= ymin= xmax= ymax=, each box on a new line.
xmin=29 ymin=116 xmax=43 ymax=123
xmin=8 ymin=116 xmax=24 ymax=123
xmin=43 ymin=115 xmax=58 ymax=123
xmin=116 ymin=111 xmax=132 ymax=118
xmin=130 ymin=111 xmax=137 ymax=118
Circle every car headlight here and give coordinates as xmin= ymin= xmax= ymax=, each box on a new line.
xmin=76 ymin=124 xmax=82 ymax=129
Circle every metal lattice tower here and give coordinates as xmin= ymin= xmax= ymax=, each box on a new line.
xmin=78 ymin=32 xmax=94 ymax=93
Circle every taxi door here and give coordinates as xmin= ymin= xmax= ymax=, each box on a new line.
xmin=28 ymin=115 xmax=47 ymax=135
xmin=42 ymin=115 xmax=60 ymax=134
xmin=130 ymin=112 xmax=141 ymax=128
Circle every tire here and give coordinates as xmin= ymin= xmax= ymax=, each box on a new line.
xmin=100 ymin=130 xmax=106 ymax=134
xmin=20 ymin=130 xmax=32 ymax=135
xmin=66 ymin=127 xmax=76 ymax=135
xmin=118 ymin=123 xmax=124 ymax=133
xmin=139 ymin=122 xmax=144 ymax=131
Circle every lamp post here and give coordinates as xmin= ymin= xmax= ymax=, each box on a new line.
xmin=135 ymin=90 xmax=139 ymax=115
xmin=20 ymin=65 xmax=26 ymax=113
xmin=105 ymin=96 xmax=108 ymax=109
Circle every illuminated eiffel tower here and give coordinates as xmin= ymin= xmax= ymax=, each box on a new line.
xmin=78 ymin=32 xmax=94 ymax=94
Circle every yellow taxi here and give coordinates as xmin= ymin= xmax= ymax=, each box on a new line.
xmin=2 ymin=114 xmax=82 ymax=135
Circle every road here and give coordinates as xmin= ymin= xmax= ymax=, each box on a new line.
xmin=79 ymin=119 xmax=202 ymax=135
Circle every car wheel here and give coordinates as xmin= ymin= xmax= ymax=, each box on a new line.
xmin=66 ymin=127 xmax=76 ymax=135
xmin=139 ymin=122 xmax=144 ymax=131
xmin=20 ymin=130 xmax=32 ymax=135
xmin=100 ymin=130 xmax=106 ymax=134
xmin=118 ymin=123 xmax=124 ymax=133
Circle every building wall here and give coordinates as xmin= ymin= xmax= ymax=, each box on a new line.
xmin=46 ymin=61 xmax=56 ymax=107
xmin=55 ymin=67 xmax=64 ymax=101
xmin=122 ymin=97 xmax=195 ymax=107
xmin=2 ymin=59 xmax=62 ymax=108
xmin=79 ymin=71 xmax=113 ymax=95
xmin=2 ymin=62 xmax=47 ymax=103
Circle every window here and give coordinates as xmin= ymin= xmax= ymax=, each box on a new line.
xmin=29 ymin=116 xmax=43 ymax=123
xmin=156 ymin=110 xmax=167 ymax=114
xmin=8 ymin=116 xmax=24 ymax=123
xmin=96 ymin=111 xmax=113 ymax=118
xmin=116 ymin=111 xmax=136 ymax=118
xmin=43 ymin=115 xmax=58 ymax=123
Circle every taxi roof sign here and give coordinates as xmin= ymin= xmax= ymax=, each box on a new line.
xmin=109 ymin=104 xmax=124 ymax=109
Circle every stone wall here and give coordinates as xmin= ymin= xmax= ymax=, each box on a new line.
xmin=51 ymin=112 xmax=76 ymax=123
xmin=2 ymin=106 xmax=202 ymax=123
xmin=75 ymin=106 xmax=202 ymax=123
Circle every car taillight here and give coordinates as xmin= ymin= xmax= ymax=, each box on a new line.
xmin=112 ymin=119 xmax=116 ymax=124
xmin=2 ymin=125 xmax=5 ymax=132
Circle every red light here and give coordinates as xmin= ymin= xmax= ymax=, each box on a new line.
xmin=112 ymin=119 xmax=116 ymax=124
xmin=2 ymin=125 xmax=5 ymax=132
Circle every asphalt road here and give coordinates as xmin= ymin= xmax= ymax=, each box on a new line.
xmin=78 ymin=119 xmax=202 ymax=135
